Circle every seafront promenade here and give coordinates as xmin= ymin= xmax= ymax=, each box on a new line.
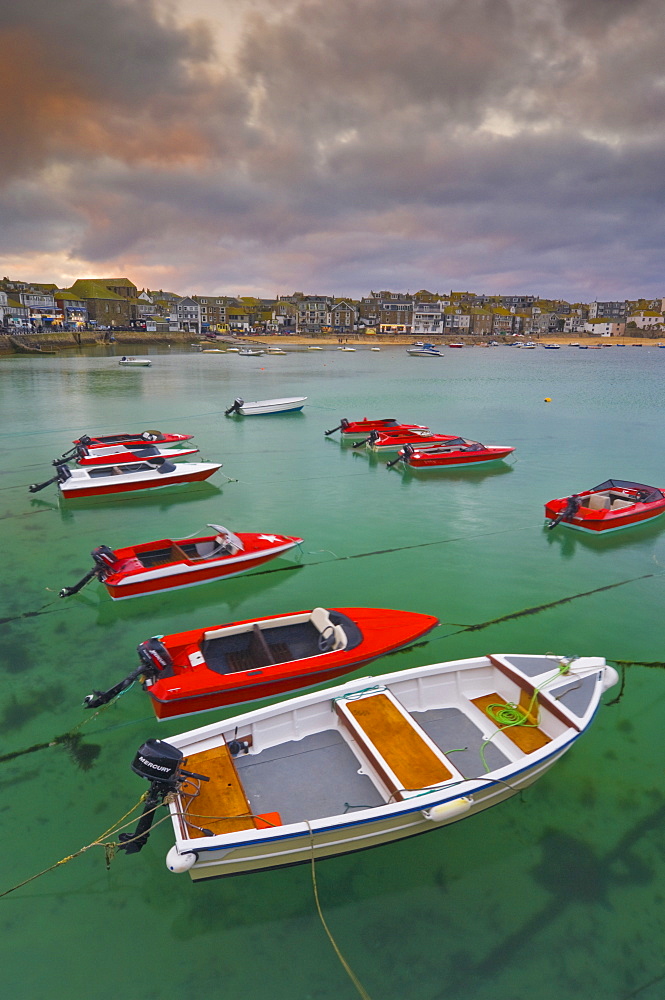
xmin=1 ymin=329 xmax=662 ymax=354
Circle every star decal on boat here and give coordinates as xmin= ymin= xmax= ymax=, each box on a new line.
xmin=258 ymin=534 xmax=283 ymax=543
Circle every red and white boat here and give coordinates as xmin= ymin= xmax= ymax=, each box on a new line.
xmin=325 ymin=418 xmax=429 ymax=441
xmin=59 ymin=526 xmax=303 ymax=600
xmin=70 ymin=443 xmax=200 ymax=466
xmin=545 ymin=480 xmax=665 ymax=533
xmin=82 ymin=606 xmax=439 ymax=719
xmin=29 ymin=458 xmax=221 ymax=499
xmin=365 ymin=428 xmax=462 ymax=453
xmin=388 ymin=439 xmax=515 ymax=470
xmin=70 ymin=430 xmax=194 ymax=449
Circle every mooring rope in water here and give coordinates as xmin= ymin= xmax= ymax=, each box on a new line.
xmin=0 ymin=794 xmax=157 ymax=898
xmin=306 ymin=823 xmax=374 ymax=1000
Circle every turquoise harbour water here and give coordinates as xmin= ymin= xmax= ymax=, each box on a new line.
xmin=1 ymin=343 xmax=664 ymax=1000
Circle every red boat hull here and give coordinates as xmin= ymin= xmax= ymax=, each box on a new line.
xmin=401 ymin=446 xmax=515 ymax=469
xmin=74 ymin=432 xmax=193 ymax=447
xmin=60 ymin=465 xmax=219 ymax=499
xmin=545 ymin=484 xmax=665 ymax=533
xmin=144 ymin=607 xmax=439 ymax=719
xmin=77 ymin=447 xmax=199 ymax=466
xmin=102 ymin=533 xmax=303 ymax=599
xmin=340 ymin=419 xmax=428 ymax=440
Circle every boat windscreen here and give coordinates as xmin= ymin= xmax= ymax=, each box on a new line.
xmin=592 ymin=479 xmax=664 ymax=502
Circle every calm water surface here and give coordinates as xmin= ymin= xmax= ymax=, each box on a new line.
xmin=1 ymin=343 xmax=664 ymax=1000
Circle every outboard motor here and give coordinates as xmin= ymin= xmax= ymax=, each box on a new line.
xmin=59 ymin=544 xmax=117 ymax=598
xmin=118 ymin=739 xmax=210 ymax=854
xmin=225 ymin=397 xmax=245 ymax=416
xmin=548 ymin=494 xmax=581 ymax=530
xmin=324 ymin=418 xmax=348 ymax=436
xmin=353 ymin=428 xmax=379 ymax=448
xmin=137 ymin=637 xmax=173 ymax=676
xmin=29 ymin=461 xmax=72 ymax=493
xmin=387 ymin=443 xmax=413 ymax=468
xmin=92 ymin=545 xmax=118 ymax=570
xmin=83 ymin=637 xmax=172 ymax=710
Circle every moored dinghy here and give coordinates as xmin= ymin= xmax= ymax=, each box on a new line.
xmin=59 ymin=525 xmax=303 ymax=600
xmin=70 ymin=430 xmax=193 ymax=449
xmin=83 ymin=606 xmax=439 ymax=719
xmin=225 ymin=396 xmax=307 ymax=416
xmin=29 ymin=458 xmax=221 ymax=499
xmin=388 ymin=439 xmax=515 ymax=470
xmin=324 ymin=417 xmax=429 ymax=441
xmin=66 ymin=443 xmax=200 ymax=466
xmin=545 ymin=480 xmax=665 ymax=533
xmin=119 ymin=356 xmax=151 ymax=366
xmin=115 ymin=652 xmax=618 ymax=878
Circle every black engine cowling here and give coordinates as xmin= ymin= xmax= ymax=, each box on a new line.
xmin=91 ymin=545 xmax=117 ymax=570
xmin=130 ymin=739 xmax=184 ymax=785
xmin=137 ymin=637 xmax=173 ymax=677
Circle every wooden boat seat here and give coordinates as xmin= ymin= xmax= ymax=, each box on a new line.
xmin=471 ymin=692 xmax=552 ymax=753
xmin=170 ymin=543 xmax=190 ymax=561
xmin=178 ymin=743 xmax=255 ymax=837
xmin=335 ymin=689 xmax=459 ymax=800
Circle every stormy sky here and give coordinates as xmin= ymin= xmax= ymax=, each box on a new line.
xmin=1 ymin=0 xmax=664 ymax=301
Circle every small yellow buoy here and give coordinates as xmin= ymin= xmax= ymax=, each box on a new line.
xmin=544 ymin=397 xmax=551 ymax=402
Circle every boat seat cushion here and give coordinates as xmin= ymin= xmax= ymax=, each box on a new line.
xmin=310 ymin=607 xmax=334 ymax=633
xmin=611 ymin=498 xmax=634 ymax=510
xmin=587 ymin=494 xmax=610 ymax=510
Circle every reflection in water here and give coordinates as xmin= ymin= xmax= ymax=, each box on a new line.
xmin=544 ymin=519 xmax=665 ymax=559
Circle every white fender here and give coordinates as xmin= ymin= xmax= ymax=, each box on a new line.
xmin=422 ymin=797 xmax=473 ymax=823
xmin=166 ymin=846 xmax=197 ymax=873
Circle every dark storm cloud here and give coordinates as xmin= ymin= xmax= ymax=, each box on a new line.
xmin=1 ymin=0 xmax=664 ymax=297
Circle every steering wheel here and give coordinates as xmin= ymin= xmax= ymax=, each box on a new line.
xmin=317 ymin=626 xmax=336 ymax=653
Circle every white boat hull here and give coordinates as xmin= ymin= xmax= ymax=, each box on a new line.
xmin=238 ymin=397 xmax=307 ymax=415
xmin=156 ymin=653 xmax=616 ymax=880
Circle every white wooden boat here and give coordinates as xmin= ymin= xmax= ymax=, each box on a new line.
xmin=117 ymin=653 xmax=618 ymax=880
xmin=119 ymin=357 xmax=151 ymax=366
xmin=225 ymin=396 xmax=307 ymax=416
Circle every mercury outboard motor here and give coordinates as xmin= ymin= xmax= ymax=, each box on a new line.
xmin=225 ymin=397 xmax=245 ymax=416
xmin=118 ymin=740 xmax=210 ymax=855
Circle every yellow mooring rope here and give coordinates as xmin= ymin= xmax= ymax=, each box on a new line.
xmin=307 ymin=824 xmax=374 ymax=1000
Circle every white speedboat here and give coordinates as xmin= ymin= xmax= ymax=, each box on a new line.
xmin=119 ymin=356 xmax=151 ymax=366
xmin=237 ymin=348 xmax=265 ymax=357
xmin=225 ymin=396 xmax=307 ymax=416
xmin=406 ymin=343 xmax=443 ymax=357
xmin=29 ymin=458 xmax=221 ymax=499
xmin=116 ymin=652 xmax=618 ymax=880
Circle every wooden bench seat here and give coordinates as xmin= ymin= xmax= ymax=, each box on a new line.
xmin=471 ymin=691 xmax=551 ymax=753
xmin=335 ymin=689 xmax=458 ymax=800
xmin=179 ymin=743 xmax=256 ymax=838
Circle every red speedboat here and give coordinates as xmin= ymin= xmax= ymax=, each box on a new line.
xmin=388 ymin=439 xmax=515 ymax=470
xmin=59 ymin=525 xmax=303 ymax=600
xmin=325 ymin=418 xmax=429 ymax=441
xmin=70 ymin=443 xmax=200 ymax=466
xmin=29 ymin=458 xmax=221 ymax=499
xmin=365 ymin=428 xmax=461 ymax=453
xmin=82 ymin=606 xmax=439 ymax=719
xmin=70 ymin=430 xmax=194 ymax=449
xmin=545 ymin=480 xmax=665 ymax=533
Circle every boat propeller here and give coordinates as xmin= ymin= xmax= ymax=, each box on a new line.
xmin=225 ymin=398 xmax=245 ymax=416
xmin=118 ymin=739 xmax=211 ymax=855
xmin=548 ymin=494 xmax=581 ymax=530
